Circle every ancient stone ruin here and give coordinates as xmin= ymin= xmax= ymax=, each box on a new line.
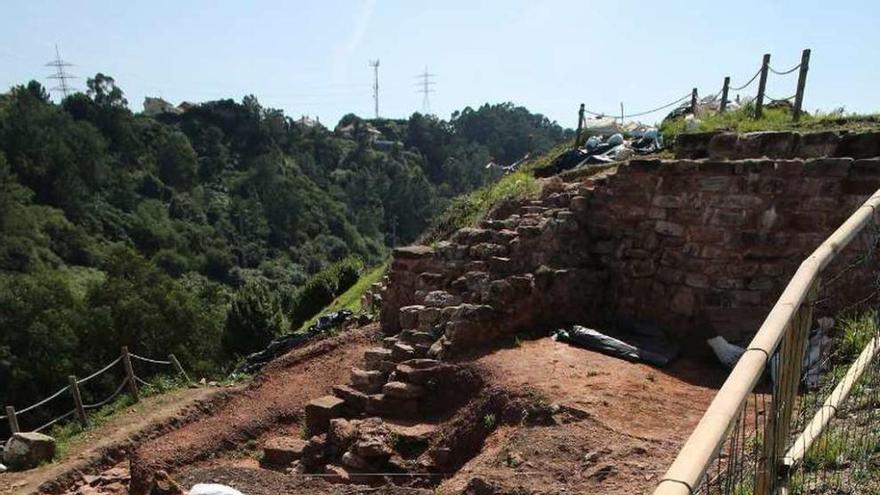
xmin=293 ymin=130 xmax=880 ymax=482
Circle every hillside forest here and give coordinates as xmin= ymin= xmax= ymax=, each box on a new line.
xmin=0 ymin=74 xmax=570 ymax=418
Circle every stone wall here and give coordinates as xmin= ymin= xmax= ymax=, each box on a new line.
xmin=587 ymin=157 xmax=880 ymax=345
xmin=380 ymin=149 xmax=880 ymax=356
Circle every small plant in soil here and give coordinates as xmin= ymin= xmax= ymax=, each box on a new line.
xmin=483 ymin=413 xmax=497 ymax=429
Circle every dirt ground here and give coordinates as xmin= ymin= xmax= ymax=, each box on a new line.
xmin=434 ymin=338 xmax=727 ymax=494
xmin=19 ymin=328 xmax=731 ymax=495
xmin=127 ymin=324 xmax=380 ymax=494
xmin=0 ymin=386 xmax=219 ymax=495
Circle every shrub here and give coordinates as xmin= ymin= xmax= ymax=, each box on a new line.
xmin=223 ymin=281 xmax=286 ymax=357
xmin=288 ymin=256 xmax=364 ymax=330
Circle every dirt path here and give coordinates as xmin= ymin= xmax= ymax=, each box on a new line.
xmin=0 ymin=386 xmax=219 ymax=495
xmin=128 ymin=325 xmax=379 ymax=494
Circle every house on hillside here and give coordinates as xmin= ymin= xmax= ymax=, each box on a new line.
xmin=294 ymin=115 xmax=323 ymax=129
xmin=335 ymin=122 xmax=382 ymax=142
xmin=143 ymin=97 xmax=181 ymax=116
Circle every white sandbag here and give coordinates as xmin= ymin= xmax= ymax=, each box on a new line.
xmin=189 ymin=484 xmax=245 ymax=495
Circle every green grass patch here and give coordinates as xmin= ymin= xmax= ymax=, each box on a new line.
xmin=50 ymin=374 xmax=187 ymax=459
xmin=425 ymin=170 xmax=540 ymax=242
xmin=660 ymin=104 xmax=880 ymax=143
xmin=297 ymin=262 xmax=388 ymax=332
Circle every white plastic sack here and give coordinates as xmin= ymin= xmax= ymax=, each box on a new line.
xmin=0 ymin=462 xmax=7 ymax=473
xmin=189 ymin=484 xmax=245 ymax=495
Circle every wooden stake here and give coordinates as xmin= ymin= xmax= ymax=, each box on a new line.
xmin=121 ymin=346 xmax=139 ymax=403
xmin=691 ymin=88 xmax=698 ymax=116
xmin=5 ymin=406 xmax=19 ymax=434
xmin=792 ymin=49 xmax=811 ymax=122
xmin=720 ymin=76 xmax=730 ymax=113
xmin=755 ymin=53 xmax=771 ymax=119
xmin=575 ymin=103 xmax=585 ymax=147
xmin=68 ymin=375 xmax=88 ymax=427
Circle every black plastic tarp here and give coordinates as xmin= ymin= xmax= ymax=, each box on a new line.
xmin=554 ymin=323 xmax=679 ymax=367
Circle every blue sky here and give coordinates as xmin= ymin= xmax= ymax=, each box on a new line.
xmin=2 ymin=0 xmax=878 ymax=127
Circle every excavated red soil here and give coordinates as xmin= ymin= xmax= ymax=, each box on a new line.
xmin=128 ymin=324 xmax=380 ymax=494
xmin=57 ymin=328 xmax=729 ymax=495
xmin=433 ymin=338 xmax=727 ymax=494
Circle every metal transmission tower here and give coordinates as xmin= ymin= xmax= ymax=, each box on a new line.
xmin=415 ymin=66 xmax=437 ymax=114
xmin=46 ymin=44 xmax=76 ymax=98
xmin=369 ymin=59 xmax=380 ymax=118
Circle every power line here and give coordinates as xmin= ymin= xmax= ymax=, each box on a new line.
xmin=369 ymin=59 xmax=380 ymax=118
xmin=415 ymin=66 xmax=437 ymax=114
xmin=45 ymin=44 xmax=76 ymax=98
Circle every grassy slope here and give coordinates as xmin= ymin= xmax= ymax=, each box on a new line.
xmin=660 ymin=106 xmax=880 ymax=142
xmin=296 ymin=263 xmax=388 ymax=332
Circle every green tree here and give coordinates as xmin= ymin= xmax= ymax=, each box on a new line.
xmin=86 ymin=73 xmax=128 ymax=109
xmin=223 ymin=282 xmax=286 ymax=357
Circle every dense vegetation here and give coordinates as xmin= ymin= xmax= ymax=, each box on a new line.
xmin=0 ymin=75 xmax=570 ymax=418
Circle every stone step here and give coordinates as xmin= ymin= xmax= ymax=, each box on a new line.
xmin=304 ymin=396 xmax=346 ymax=434
xmin=383 ymin=381 xmax=425 ymax=399
xmin=332 ymin=384 xmax=368 ymax=413
xmin=391 ymin=342 xmax=417 ymax=362
xmin=397 ymin=330 xmax=438 ymax=346
xmin=261 ymin=436 xmax=307 ymax=467
xmin=365 ymin=394 xmax=419 ymax=418
xmin=520 ymin=205 xmax=548 ymax=215
xmin=394 ymin=363 xmax=443 ymax=386
xmin=350 ymin=368 xmax=386 ymax=394
xmin=364 ymin=347 xmax=393 ymax=370
xmin=382 ymin=337 xmax=398 ymax=349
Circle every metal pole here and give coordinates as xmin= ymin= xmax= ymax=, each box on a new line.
xmin=121 ymin=347 xmax=139 ymax=402
xmin=720 ymin=77 xmax=730 ymax=113
xmin=5 ymin=406 xmax=19 ymax=434
xmin=68 ymin=375 xmax=88 ymax=427
xmin=755 ymin=53 xmax=771 ymax=119
xmin=619 ymin=102 xmax=624 ymax=124
xmin=792 ymin=49 xmax=811 ymax=122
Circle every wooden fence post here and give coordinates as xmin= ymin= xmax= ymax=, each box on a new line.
xmin=575 ymin=103 xmax=585 ymax=147
xmin=755 ymin=53 xmax=771 ymax=119
xmin=690 ymin=88 xmax=698 ymax=116
xmin=792 ymin=48 xmax=811 ymax=122
xmin=720 ymin=76 xmax=730 ymax=112
xmin=68 ymin=375 xmax=88 ymax=427
xmin=169 ymin=354 xmax=191 ymax=384
xmin=5 ymin=406 xmax=19 ymax=434
xmin=121 ymin=347 xmax=139 ymax=403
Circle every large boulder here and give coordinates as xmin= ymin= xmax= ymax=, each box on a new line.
xmin=2 ymin=432 xmax=56 ymax=470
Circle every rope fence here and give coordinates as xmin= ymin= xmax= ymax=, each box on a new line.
xmin=2 ymin=346 xmax=190 ymax=448
xmin=574 ymin=48 xmax=812 ymax=143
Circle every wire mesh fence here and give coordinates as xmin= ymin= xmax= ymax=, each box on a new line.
xmin=655 ymin=192 xmax=880 ymax=495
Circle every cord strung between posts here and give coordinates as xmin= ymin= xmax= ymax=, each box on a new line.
xmin=769 ymin=62 xmax=802 ymax=76
xmin=583 ymin=92 xmax=691 ymax=120
xmin=134 ymin=375 xmax=150 ymax=387
xmin=129 ymin=353 xmax=172 ymax=366
xmin=33 ymin=409 xmax=76 ymax=433
xmin=622 ymin=93 xmax=692 ymax=119
xmin=77 ymin=356 xmax=123 ymax=385
xmin=764 ymin=94 xmax=796 ymax=103
xmin=16 ymin=384 xmax=72 ymax=415
xmin=729 ymin=67 xmax=762 ymax=91
xmin=83 ymin=378 xmax=130 ymax=410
